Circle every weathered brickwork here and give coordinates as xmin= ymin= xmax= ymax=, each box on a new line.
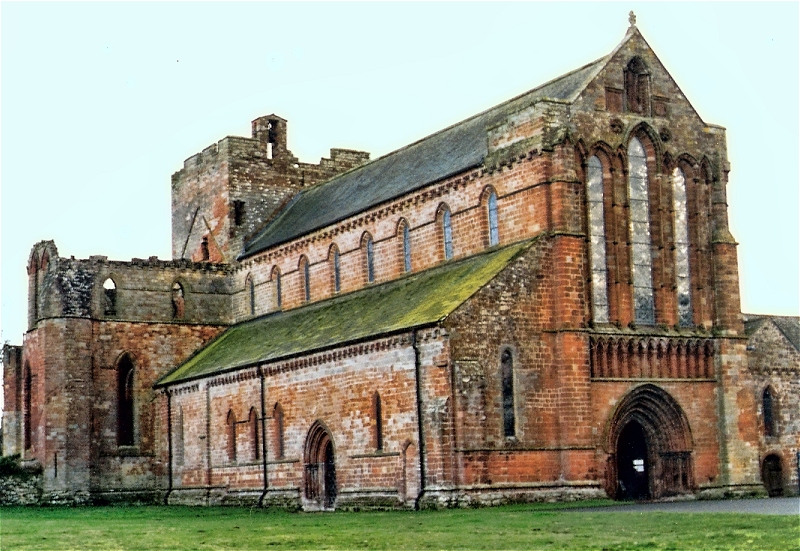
xmin=3 ymin=20 xmax=795 ymax=507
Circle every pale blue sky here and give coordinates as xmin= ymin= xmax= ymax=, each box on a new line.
xmin=2 ymin=2 xmax=798 ymax=345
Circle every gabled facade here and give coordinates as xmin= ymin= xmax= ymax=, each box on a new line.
xmin=4 ymin=19 xmax=795 ymax=506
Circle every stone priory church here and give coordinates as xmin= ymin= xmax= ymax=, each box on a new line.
xmin=4 ymin=17 xmax=798 ymax=508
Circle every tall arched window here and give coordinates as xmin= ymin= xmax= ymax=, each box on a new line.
xmin=271 ymin=267 xmax=282 ymax=310
xmin=763 ymin=388 xmax=776 ymax=437
xmin=501 ymin=349 xmax=515 ymax=438
xmin=628 ymin=137 xmax=655 ymax=325
xmin=363 ymin=234 xmax=375 ymax=283
xmin=372 ymin=392 xmax=384 ymax=451
xmin=672 ymin=168 xmax=693 ymax=327
xmin=103 ymin=278 xmax=117 ymax=317
xmin=246 ymin=275 xmax=256 ymax=316
xmin=331 ymin=245 xmax=341 ymax=294
xmin=176 ymin=406 xmax=185 ymax=467
xmin=440 ymin=206 xmax=453 ymax=260
xmin=273 ymin=403 xmax=285 ymax=459
xmin=399 ymin=220 xmax=412 ymax=273
xmin=249 ymin=407 xmax=260 ymax=461
xmin=171 ymin=282 xmax=185 ymax=319
xmin=117 ymin=355 xmax=135 ymax=446
xmin=487 ymin=191 xmax=499 ymax=247
xmin=587 ymin=156 xmax=609 ymax=323
xmin=227 ymin=409 xmax=237 ymax=463
xmin=23 ymin=363 xmax=32 ymax=451
xmin=300 ymin=256 xmax=311 ymax=302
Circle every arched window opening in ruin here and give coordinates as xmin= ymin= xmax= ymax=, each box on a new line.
xmin=171 ymin=282 xmax=185 ymax=319
xmin=103 ymin=278 xmax=117 ymax=317
xmin=304 ymin=421 xmax=336 ymax=509
xmin=233 ymin=200 xmax=245 ymax=226
xmin=672 ymin=167 xmax=693 ymax=327
xmin=117 ymin=355 xmax=135 ymax=447
xmin=762 ymin=454 xmax=784 ymax=497
xmin=372 ymin=392 xmax=384 ymax=451
xmin=246 ymin=275 xmax=256 ymax=316
xmin=363 ymin=234 xmax=375 ymax=283
xmin=587 ymin=156 xmax=609 ymax=323
xmin=300 ymin=256 xmax=311 ymax=302
xmin=441 ymin=207 xmax=453 ymax=260
xmin=487 ymin=191 xmax=499 ymax=247
xmin=399 ymin=220 xmax=412 ymax=273
xmin=249 ymin=407 xmax=260 ymax=461
xmin=331 ymin=245 xmax=341 ymax=294
xmin=227 ymin=409 xmax=237 ymax=463
xmin=501 ymin=349 xmax=516 ymax=438
xmin=627 ymin=137 xmax=655 ymax=325
xmin=23 ymin=364 xmax=32 ymax=451
xmin=273 ymin=403 xmax=285 ymax=459
xmin=625 ymin=57 xmax=650 ymax=115
xmin=200 ymin=236 xmax=210 ymax=261
xmin=763 ymin=387 xmax=776 ymax=437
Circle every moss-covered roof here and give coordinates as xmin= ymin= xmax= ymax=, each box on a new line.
xmin=157 ymin=240 xmax=533 ymax=387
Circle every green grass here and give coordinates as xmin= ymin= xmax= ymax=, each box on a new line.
xmin=0 ymin=502 xmax=796 ymax=551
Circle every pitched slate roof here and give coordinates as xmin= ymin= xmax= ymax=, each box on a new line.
xmin=241 ymin=57 xmax=608 ymax=258
xmin=158 ymin=239 xmax=534 ymax=386
xmin=744 ymin=314 xmax=800 ymax=352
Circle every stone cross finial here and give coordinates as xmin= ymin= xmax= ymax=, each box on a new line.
xmin=629 ymin=11 xmax=637 ymax=27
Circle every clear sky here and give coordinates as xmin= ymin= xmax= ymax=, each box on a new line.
xmin=2 ymin=2 xmax=799 ymax=347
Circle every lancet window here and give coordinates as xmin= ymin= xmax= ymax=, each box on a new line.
xmin=672 ymin=168 xmax=693 ymax=326
xmin=587 ymin=156 xmax=609 ymax=323
xmin=627 ymin=137 xmax=655 ymax=325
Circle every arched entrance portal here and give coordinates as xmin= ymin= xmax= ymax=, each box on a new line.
xmin=304 ymin=421 xmax=337 ymax=510
xmin=762 ymin=454 xmax=783 ymax=497
xmin=606 ymin=384 xmax=694 ymax=500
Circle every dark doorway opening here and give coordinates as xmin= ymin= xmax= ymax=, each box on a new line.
xmin=762 ymin=455 xmax=783 ymax=497
xmin=304 ymin=422 xmax=337 ymax=510
xmin=617 ymin=421 xmax=650 ymax=500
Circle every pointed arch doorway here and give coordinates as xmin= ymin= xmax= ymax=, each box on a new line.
xmin=304 ymin=421 xmax=337 ymax=510
xmin=606 ymin=384 xmax=694 ymax=500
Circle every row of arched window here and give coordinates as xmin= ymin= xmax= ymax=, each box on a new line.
xmin=585 ymin=132 xmax=709 ymax=327
xmin=206 ymin=393 xmax=386 ymax=466
xmin=244 ymin=191 xmax=500 ymax=315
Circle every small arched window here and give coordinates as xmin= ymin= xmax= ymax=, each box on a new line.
xmin=271 ymin=267 xmax=282 ymax=310
xmin=300 ymin=256 xmax=311 ymax=302
xmin=672 ymin=167 xmax=693 ymax=327
xmin=176 ymin=406 xmax=185 ymax=467
xmin=331 ymin=245 xmax=341 ymax=294
xmin=372 ymin=392 xmax=384 ymax=451
xmin=103 ymin=278 xmax=117 ymax=317
xmin=400 ymin=220 xmax=412 ymax=273
xmin=587 ymin=156 xmax=609 ymax=323
xmin=171 ymin=282 xmax=185 ymax=319
xmin=628 ymin=137 xmax=655 ymax=325
xmin=273 ymin=403 xmax=285 ymax=459
xmin=117 ymin=354 xmax=135 ymax=446
xmin=249 ymin=407 xmax=260 ymax=461
xmin=200 ymin=236 xmax=210 ymax=261
xmin=625 ymin=57 xmax=650 ymax=115
xmin=487 ymin=191 xmax=499 ymax=247
xmin=364 ymin=234 xmax=375 ymax=283
xmin=440 ymin=206 xmax=453 ymax=260
xmin=763 ymin=388 xmax=776 ymax=437
xmin=227 ymin=409 xmax=237 ymax=463
xmin=501 ymin=349 xmax=515 ymax=438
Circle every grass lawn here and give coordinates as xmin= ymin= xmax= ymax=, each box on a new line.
xmin=0 ymin=501 xmax=797 ymax=551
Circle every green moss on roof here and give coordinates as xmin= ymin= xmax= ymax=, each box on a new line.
xmin=157 ymin=240 xmax=533 ymax=386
